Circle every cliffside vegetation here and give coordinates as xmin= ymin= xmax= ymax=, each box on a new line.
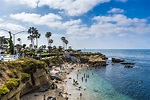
xmin=0 ymin=57 xmax=48 ymax=97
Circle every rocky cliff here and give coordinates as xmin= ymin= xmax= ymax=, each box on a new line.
xmin=1 ymin=68 xmax=50 ymax=100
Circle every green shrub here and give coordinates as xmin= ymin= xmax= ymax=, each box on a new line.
xmin=12 ymin=69 xmax=17 ymax=76
xmin=0 ymin=67 xmax=6 ymax=71
xmin=7 ymin=64 xmax=14 ymax=68
xmin=7 ymin=72 xmax=14 ymax=78
xmin=21 ymin=73 xmax=30 ymax=83
xmin=21 ymin=58 xmax=48 ymax=74
xmin=42 ymin=58 xmax=50 ymax=66
xmin=4 ymin=78 xmax=20 ymax=90
xmin=0 ymin=85 xmax=10 ymax=95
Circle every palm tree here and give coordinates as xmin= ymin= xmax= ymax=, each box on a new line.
xmin=28 ymin=27 xmax=40 ymax=48
xmin=27 ymin=35 xmax=34 ymax=48
xmin=52 ymin=45 xmax=56 ymax=53
xmin=17 ymin=38 xmax=21 ymax=45
xmin=29 ymin=44 xmax=33 ymax=49
xmin=47 ymin=39 xmax=53 ymax=55
xmin=64 ymin=39 xmax=68 ymax=49
xmin=22 ymin=44 xmax=26 ymax=49
xmin=58 ymin=46 xmax=63 ymax=53
xmin=15 ymin=44 xmax=22 ymax=54
xmin=45 ymin=32 xmax=51 ymax=46
xmin=21 ymin=44 xmax=26 ymax=56
xmin=61 ymin=36 xmax=65 ymax=50
xmin=49 ymin=39 xmax=53 ymax=47
xmin=34 ymin=45 xmax=37 ymax=49
xmin=33 ymin=29 xmax=40 ymax=48
xmin=42 ymin=45 xmax=46 ymax=50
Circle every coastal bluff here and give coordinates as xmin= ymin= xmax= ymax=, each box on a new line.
xmin=2 ymin=69 xmax=49 ymax=100
xmin=0 ymin=58 xmax=50 ymax=100
xmin=80 ymin=54 xmax=107 ymax=67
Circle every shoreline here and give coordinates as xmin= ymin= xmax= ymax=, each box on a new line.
xmin=20 ymin=63 xmax=88 ymax=100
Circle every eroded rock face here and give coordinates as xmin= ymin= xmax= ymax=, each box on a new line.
xmin=21 ymin=69 xmax=50 ymax=95
xmin=112 ymin=58 xmax=125 ymax=63
xmin=88 ymin=56 xmax=107 ymax=67
xmin=101 ymin=55 xmax=108 ymax=60
xmin=2 ymin=69 xmax=50 ymax=100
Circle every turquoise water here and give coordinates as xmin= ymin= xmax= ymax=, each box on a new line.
xmin=79 ymin=49 xmax=150 ymax=100
xmin=78 ymin=68 xmax=133 ymax=100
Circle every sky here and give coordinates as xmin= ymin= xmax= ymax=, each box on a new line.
xmin=0 ymin=0 xmax=150 ymax=49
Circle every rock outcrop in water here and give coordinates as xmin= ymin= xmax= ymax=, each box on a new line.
xmin=124 ymin=65 xmax=134 ymax=68
xmin=112 ymin=58 xmax=125 ymax=63
xmin=80 ymin=55 xmax=107 ymax=67
xmin=88 ymin=56 xmax=107 ymax=67
xmin=121 ymin=62 xmax=134 ymax=65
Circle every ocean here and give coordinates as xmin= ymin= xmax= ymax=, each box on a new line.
xmin=66 ymin=49 xmax=150 ymax=100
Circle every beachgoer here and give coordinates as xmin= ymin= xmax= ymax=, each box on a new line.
xmin=81 ymin=77 xmax=83 ymax=82
xmin=73 ymin=79 xmax=75 ymax=83
xmin=86 ymin=75 xmax=88 ymax=78
xmin=43 ymin=94 xmax=46 ymax=100
xmin=80 ymin=93 xmax=82 ymax=96
xmin=65 ymin=96 xmax=69 ymax=100
xmin=51 ymin=82 xmax=55 ymax=89
xmin=87 ymin=74 xmax=89 ymax=78
xmin=80 ymin=93 xmax=82 ymax=99
xmin=85 ymin=78 xmax=87 ymax=82
xmin=58 ymin=89 xmax=62 ymax=96
xmin=84 ymin=74 xmax=85 ymax=78
xmin=77 ymin=73 xmax=78 ymax=79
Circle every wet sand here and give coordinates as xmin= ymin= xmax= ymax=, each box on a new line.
xmin=64 ymin=66 xmax=92 ymax=100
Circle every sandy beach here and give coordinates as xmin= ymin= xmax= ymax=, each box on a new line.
xmin=20 ymin=63 xmax=88 ymax=100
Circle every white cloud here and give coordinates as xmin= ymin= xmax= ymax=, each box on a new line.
xmin=108 ymin=8 xmax=124 ymax=14
xmin=0 ymin=18 xmax=4 ymax=22
xmin=4 ymin=0 xmax=110 ymax=16
xmin=38 ymin=0 xmax=110 ymax=16
xmin=9 ymin=12 xmax=150 ymax=44
xmin=0 ymin=19 xmax=26 ymax=32
xmin=10 ymin=12 xmax=62 ymax=28
xmin=91 ymin=14 xmax=150 ymax=36
xmin=0 ymin=23 xmax=26 ymax=31
xmin=3 ymin=0 xmax=39 ymax=8
xmin=10 ymin=12 xmax=84 ymax=30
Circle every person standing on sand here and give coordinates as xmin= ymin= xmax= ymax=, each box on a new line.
xmin=43 ymin=94 xmax=46 ymax=100
xmin=65 ymin=96 xmax=69 ymax=100
xmin=58 ymin=89 xmax=62 ymax=96
xmin=53 ymin=97 xmax=56 ymax=100
xmin=80 ymin=93 xmax=82 ymax=100
xmin=77 ymin=73 xmax=78 ymax=79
